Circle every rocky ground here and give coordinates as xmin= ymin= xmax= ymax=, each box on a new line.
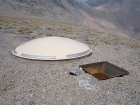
xmin=0 ymin=17 xmax=140 ymax=105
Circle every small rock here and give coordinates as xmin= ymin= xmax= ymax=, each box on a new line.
xmin=27 ymin=100 xmax=35 ymax=105
xmin=69 ymin=68 xmax=83 ymax=76
xmin=30 ymin=93 xmax=34 ymax=97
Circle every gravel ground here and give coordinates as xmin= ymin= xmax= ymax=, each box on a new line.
xmin=0 ymin=17 xmax=140 ymax=105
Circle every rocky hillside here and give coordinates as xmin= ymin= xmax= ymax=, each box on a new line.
xmin=85 ymin=0 xmax=140 ymax=39
xmin=86 ymin=0 xmax=123 ymax=7
xmin=0 ymin=1 xmax=140 ymax=105
xmin=0 ymin=0 xmax=84 ymax=24
xmin=0 ymin=16 xmax=140 ymax=105
xmin=0 ymin=0 xmax=140 ymax=39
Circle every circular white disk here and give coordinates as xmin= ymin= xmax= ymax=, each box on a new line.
xmin=12 ymin=37 xmax=92 ymax=60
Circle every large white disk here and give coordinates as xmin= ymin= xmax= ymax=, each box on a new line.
xmin=12 ymin=37 xmax=92 ymax=60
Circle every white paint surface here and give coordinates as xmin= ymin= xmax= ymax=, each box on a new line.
xmin=12 ymin=37 xmax=92 ymax=60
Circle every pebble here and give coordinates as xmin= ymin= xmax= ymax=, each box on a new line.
xmin=27 ymin=100 xmax=35 ymax=105
xmin=69 ymin=68 xmax=83 ymax=76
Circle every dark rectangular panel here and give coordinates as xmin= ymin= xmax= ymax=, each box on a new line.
xmin=80 ymin=61 xmax=129 ymax=80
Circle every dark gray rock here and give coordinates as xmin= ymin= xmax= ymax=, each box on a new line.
xmin=69 ymin=68 xmax=83 ymax=76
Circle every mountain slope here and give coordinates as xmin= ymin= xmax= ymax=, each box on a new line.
xmin=0 ymin=0 xmax=84 ymax=24
xmin=85 ymin=0 xmax=140 ymax=39
xmin=0 ymin=0 xmax=140 ymax=39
